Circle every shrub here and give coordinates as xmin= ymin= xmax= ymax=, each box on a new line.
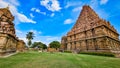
xmin=79 ymin=52 xmax=115 ymax=57
xmin=64 ymin=50 xmax=72 ymax=53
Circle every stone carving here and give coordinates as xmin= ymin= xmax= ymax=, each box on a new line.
xmin=61 ymin=5 xmax=120 ymax=55
xmin=0 ymin=7 xmax=25 ymax=56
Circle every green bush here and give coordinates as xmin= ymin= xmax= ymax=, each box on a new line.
xmin=64 ymin=50 xmax=72 ymax=53
xmin=79 ymin=52 xmax=115 ymax=57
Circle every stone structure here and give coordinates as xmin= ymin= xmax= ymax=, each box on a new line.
xmin=17 ymin=40 xmax=26 ymax=52
xmin=47 ymin=47 xmax=59 ymax=52
xmin=0 ymin=7 xmax=25 ymax=55
xmin=47 ymin=44 xmax=59 ymax=52
xmin=61 ymin=36 xmax=67 ymax=50
xmin=61 ymin=5 xmax=120 ymax=54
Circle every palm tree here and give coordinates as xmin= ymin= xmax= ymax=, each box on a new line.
xmin=26 ymin=32 xmax=34 ymax=47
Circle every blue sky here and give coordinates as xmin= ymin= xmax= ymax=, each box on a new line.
xmin=0 ymin=0 xmax=120 ymax=45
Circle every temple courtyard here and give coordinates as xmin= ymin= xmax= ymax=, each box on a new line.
xmin=0 ymin=51 xmax=120 ymax=68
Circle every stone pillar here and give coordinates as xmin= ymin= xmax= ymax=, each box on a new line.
xmin=67 ymin=43 xmax=71 ymax=51
xmin=85 ymin=40 xmax=88 ymax=51
xmin=76 ymin=41 xmax=80 ymax=50
xmin=71 ymin=42 xmax=75 ymax=51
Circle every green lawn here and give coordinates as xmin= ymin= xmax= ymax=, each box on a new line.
xmin=0 ymin=51 xmax=120 ymax=68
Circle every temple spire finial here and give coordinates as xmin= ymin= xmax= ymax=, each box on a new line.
xmin=6 ymin=4 xmax=9 ymax=9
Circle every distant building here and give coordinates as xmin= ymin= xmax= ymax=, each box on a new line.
xmin=61 ymin=5 xmax=120 ymax=54
xmin=0 ymin=7 xmax=25 ymax=56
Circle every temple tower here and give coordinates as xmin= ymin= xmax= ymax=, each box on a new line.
xmin=0 ymin=7 xmax=25 ymax=55
xmin=61 ymin=5 xmax=120 ymax=55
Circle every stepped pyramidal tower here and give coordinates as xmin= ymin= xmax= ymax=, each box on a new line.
xmin=61 ymin=5 xmax=120 ymax=55
xmin=0 ymin=7 xmax=25 ymax=56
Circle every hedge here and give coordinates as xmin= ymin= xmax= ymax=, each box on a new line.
xmin=79 ymin=52 xmax=115 ymax=57
xmin=64 ymin=50 xmax=72 ymax=53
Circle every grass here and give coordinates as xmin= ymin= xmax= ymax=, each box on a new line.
xmin=0 ymin=51 xmax=120 ymax=68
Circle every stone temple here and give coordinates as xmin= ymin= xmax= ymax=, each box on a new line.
xmin=61 ymin=5 xmax=120 ymax=55
xmin=0 ymin=7 xmax=25 ymax=56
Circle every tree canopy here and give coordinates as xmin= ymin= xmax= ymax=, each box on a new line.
xmin=26 ymin=32 xmax=34 ymax=47
xmin=32 ymin=42 xmax=47 ymax=49
xmin=49 ymin=41 xmax=61 ymax=49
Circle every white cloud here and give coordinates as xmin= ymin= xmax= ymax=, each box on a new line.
xmin=16 ymin=29 xmax=22 ymax=33
xmin=65 ymin=1 xmax=82 ymax=8
xmin=31 ymin=8 xmax=46 ymax=15
xmin=5 ymin=0 xmax=20 ymax=6
xmin=40 ymin=0 xmax=61 ymax=12
xmin=15 ymin=29 xmax=27 ymax=44
xmin=35 ymin=8 xmax=46 ymax=15
xmin=72 ymin=6 xmax=82 ymax=12
xmin=35 ymin=36 xmax=61 ymax=45
xmin=36 ymin=9 xmax=40 ymax=13
xmin=39 ymin=11 xmax=46 ymax=15
xmin=38 ymin=31 xmax=42 ymax=34
xmin=100 ymin=0 xmax=108 ymax=5
xmin=0 ymin=0 xmax=36 ymax=24
xmin=31 ymin=8 xmax=36 ymax=11
xmin=30 ymin=13 xmax=34 ymax=18
xmin=50 ymin=13 xmax=55 ymax=17
xmin=17 ymin=13 xmax=36 ymax=24
xmin=19 ymin=37 xmax=28 ymax=44
xmin=64 ymin=19 xmax=73 ymax=24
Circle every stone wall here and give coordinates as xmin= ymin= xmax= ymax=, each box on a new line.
xmin=17 ymin=40 xmax=26 ymax=52
xmin=0 ymin=33 xmax=25 ymax=55
xmin=0 ymin=33 xmax=17 ymax=55
xmin=47 ymin=47 xmax=59 ymax=52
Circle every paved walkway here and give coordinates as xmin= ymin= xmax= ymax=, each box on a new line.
xmin=0 ymin=52 xmax=18 ymax=58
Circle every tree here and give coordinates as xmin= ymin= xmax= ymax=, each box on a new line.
xmin=26 ymin=32 xmax=34 ymax=47
xmin=49 ymin=41 xmax=61 ymax=49
xmin=31 ymin=42 xmax=40 ymax=48
xmin=41 ymin=44 xmax=47 ymax=49
xmin=32 ymin=42 xmax=47 ymax=49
